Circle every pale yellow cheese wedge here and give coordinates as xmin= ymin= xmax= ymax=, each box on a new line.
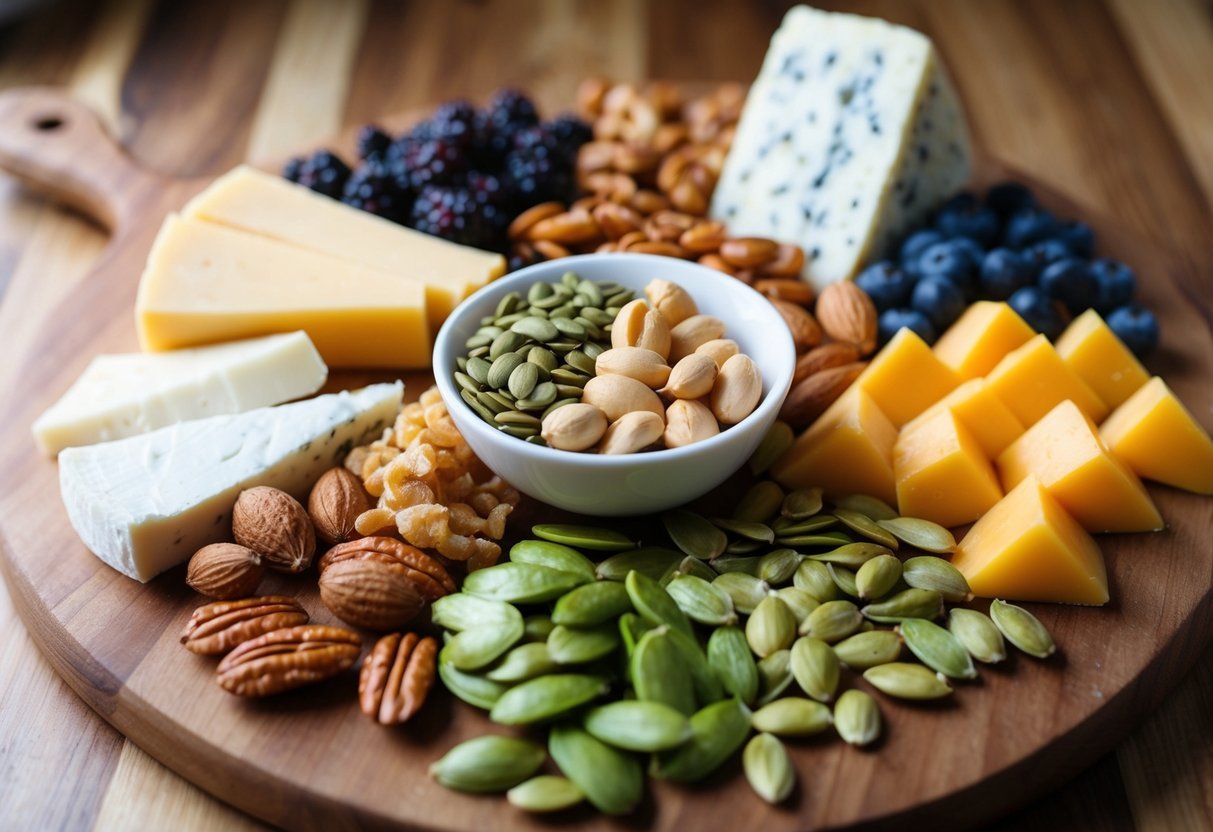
xmin=985 ymin=334 xmax=1109 ymax=427
xmin=1101 ymin=377 xmax=1213 ymax=495
xmin=853 ymin=328 xmax=960 ymax=427
xmin=136 ymin=215 xmax=429 ymax=369
xmin=894 ymin=406 xmax=1003 ymax=527
xmin=1055 ymin=309 xmax=1149 ymax=410
xmin=901 ymin=378 xmax=1024 ymax=460
xmin=933 ymin=300 xmax=1035 ymax=380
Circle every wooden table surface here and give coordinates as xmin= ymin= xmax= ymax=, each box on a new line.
xmin=1 ymin=0 xmax=1211 ymax=829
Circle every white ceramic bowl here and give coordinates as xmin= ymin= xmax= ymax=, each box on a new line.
xmin=433 ymin=253 xmax=796 ymax=516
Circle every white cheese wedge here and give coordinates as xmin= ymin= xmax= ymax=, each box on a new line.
xmin=32 ymin=331 xmax=327 ymax=456
xmin=59 ymin=382 xmax=402 ymax=582
xmin=710 ymin=6 xmax=972 ymax=290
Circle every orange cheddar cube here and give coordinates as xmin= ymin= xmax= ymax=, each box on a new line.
xmin=952 ymin=476 xmax=1108 ymax=605
xmin=997 ymin=400 xmax=1163 ymax=533
xmin=893 ymin=407 xmax=1003 ymax=527
xmin=902 ymin=378 xmax=1024 ymax=459
xmin=854 ymin=328 xmax=960 ymax=427
xmin=985 ymin=334 xmax=1109 ymax=427
xmin=933 ymin=301 xmax=1036 ymax=379
xmin=1100 ymin=377 xmax=1213 ymax=495
xmin=771 ymin=388 xmax=897 ymax=506
xmin=1055 ymin=309 xmax=1149 ymax=410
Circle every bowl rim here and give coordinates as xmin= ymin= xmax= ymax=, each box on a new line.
xmin=432 ymin=252 xmax=796 ymax=468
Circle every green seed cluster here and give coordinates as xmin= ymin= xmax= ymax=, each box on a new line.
xmin=454 ymin=272 xmax=633 ymax=443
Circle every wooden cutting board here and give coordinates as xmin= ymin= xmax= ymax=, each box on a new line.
xmin=0 ymin=86 xmax=1211 ymax=832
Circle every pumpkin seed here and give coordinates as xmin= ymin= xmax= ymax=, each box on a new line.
xmin=734 ymin=481 xmax=785 ymax=524
xmin=707 ymin=626 xmax=759 ymax=705
xmin=743 ymin=733 xmax=794 ymax=804
xmin=833 ymin=494 xmax=899 ymax=521
xmin=832 ymin=630 xmax=903 ymax=670
xmin=828 ymin=564 xmax=859 ymax=598
xmin=534 ymin=523 xmax=636 ymax=552
xmin=856 ymin=554 xmax=903 ymax=600
xmin=756 ymin=649 xmax=794 ymax=705
xmin=902 ymin=556 xmax=973 ymax=602
xmin=862 ymin=588 xmax=945 ymax=623
xmin=438 ymin=659 xmax=508 ymax=709
xmin=947 ymin=608 xmax=1007 ymax=664
xmin=596 ymin=546 xmax=682 ymax=581
xmin=666 ymin=575 xmax=737 ymax=626
xmin=494 ymin=410 xmax=542 ymax=428
xmin=625 ymin=571 xmax=693 ymax=637
xmin=507 ymin=361 xmax=540 ymax=400
xmin=711 ymin=517 xmax=776 ymax=543
xmin=863 ymin=663 xmax=953 ymax=700
xmin=463 ymin=562 xmax=588 ymax=604
xmin=710 ymin=554 xmax=763 ymax=575
xmin=523 ymin=615 xmax=556 ymax=643
xmin=498 ymin=424 xmax=538 ymax=439
xmin=775 ymin=587 xmax=820 ymax=623
xmin=751 ymin=696 xmax=833 ymax=737
xmin=552 ymin=317 xmax=589 ymax=340
xmin=490 ymin=674 xmax=609 ymax=725
xmin=725 ymin=538 xmax=765 ymax=555
xmin=487 ymin=352 xmax=526 ymax=390
xmin=547 ymin=624 xmax=620 ymax=665
xmin=485 ymin=642 xmax=559 ymax=683
xmin=495 ymin=291 xmax=523 ymax=317
xmin=758 ymin=548 xmax=802 ymax=585
xmin=650 ymin=698 xmax=752 ymax=782
xmin=549 ymin=724 xmax=644 ymax=816
xmin=833 ymin=508 xmax=900 ymax=549
xmin=618 ymin=612 xmax=652 ymax=657
xmin=552 ymin=581 xmax=633 ymax=627
xmin=781 ymin=486 xmax=824 ymax=520
xmin=990 ymin=599 xmax=1057 ymax=659
xmin=662 ymin=509 xmax=727 ymax=559
xmin=793 ymin=560 xmax=839 ymax=602
xmin=430 ymin=735 xmax=545 ymax=793
xmin=799 ymin=600 xmax=863 ymax=643
xmin=631 ymin=627 xmax=696 ymax=715
xmin=445 ymin=621 xmax=526 ymax=671
xmin=510 ymin=316 xmax=560 ymax=343
xmin=898 ymin=618 xmax=977 ymax=680
xmin=776 ymin=532 xmax=854 ymax=547
xmin=507 ymin=775 xmax=585 ymax=813
xmin=549 ymin=367 xmax=589 ymax=387
xmin=877 ymin=517 xmax=957 ymax=553
xmin=772 ymin=514 xmax=837 ymax=535
xmin=489 ymin=330 xmax=527 ymax=360
xmin=748 ymin=420 xmax=794 ymax=475
xmin=583 ymin=700 xmax=693 ymax=752
xmin=671 ymin=555 xmax=718 ymax=583
xmin=810 ymin=542 xmax=893 ymax=569
xmin=432 ymin=594 xmax=522 ymax=632
xmin=515 ymin=382 xmax=560 ymax=410
xmin=712 ymin=572 xmax=770 ymax=614
xmin=834 ymin=689 xmax=881 ymax=746
xmin=746 ymin=596 xmax=797 ymax=658
xmin=466 ymin=356 xmax=493 ymax=385
xmin=790 ymin=635 xmax=840 ymax=702
xmin=510 ymin=539 xmax=596 ymax=583
xmin=665 ymin=626 xmax=725 ymax=706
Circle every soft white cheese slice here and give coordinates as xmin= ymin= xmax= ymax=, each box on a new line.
xmin=58 ymin=382 xmax=402 ymax=582
xmin=710 ymin=5 xmax=973 ymax=289
xmin=32 ymin=331 xmax=327 ymax=456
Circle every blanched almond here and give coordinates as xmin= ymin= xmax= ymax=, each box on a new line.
xmin=711 ymin=354 xmax=763 ymax=425
xmin=635 ymin=308 xmax=672 ymax=359
xmin=668 ymin=314 xmax=727 ymax=362
xmin=581 ymin=374 xmax=666 ymax=422
xmin=611 ymin=298 xmax=650 ymax=350
xmin=541 ymin=403 xmax=609 ymax=451
xmin=645 ymin=278 xmax=698 ymax=327
xmin=695 ymin=338 xmax=740 ymax=368
xmin=660 ymin=354 xmax=718 ymax=400
xmin=594 ymin=346 xmax=671 ymax=388
xmin=664 ymin=399 xmax=720 ymax=448
xmin=599 ymin=411 xmax=665 ymax=455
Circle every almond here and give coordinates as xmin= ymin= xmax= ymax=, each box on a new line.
xmin=770 ymin=299 xmax=823 ymax=351
xmin=186 ymin=543 xmax=264 ymax=600
xmin=780 ymin=361 xmax=867 ymax=429
xmin=232 ymin=486 xmax=316 ymax=574
xmin=711 ymin=353 xmax=764 ymax=425
xmin=793 ymin=342 xmax=863 ymax=385
xmin=815 ymin=282 xmax=879 ymax=355
xmin=308 ymin=468 xmax=374 ymax=546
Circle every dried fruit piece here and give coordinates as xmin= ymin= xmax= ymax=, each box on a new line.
xmin=180 ymin=595 xmax=308 ymax=655
xmin=359 ymin=632 xmax=438 ymax=724
xmin=186 ymin=543 xmax=264 ymax=600
xmin=216 ymin=624 xmax=360 ymax=696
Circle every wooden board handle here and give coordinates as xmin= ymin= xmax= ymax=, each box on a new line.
xmin=0 ymin=87 xmax=162 ymax=232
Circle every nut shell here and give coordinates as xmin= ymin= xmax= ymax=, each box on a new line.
xmin=232 ymin=486 xmax=317 ymax=573
xmin=186 ymin=543 xmax=264 ymax=600
xmin=308 ymin=467 xmax=374 ymax=545
xmin=216 ymin=624 xmax=361 ymax=697
xmin=318 ymin=558 xmax=426 ymax=631
xmin=358 ymin=632 xmax=438 ymax=724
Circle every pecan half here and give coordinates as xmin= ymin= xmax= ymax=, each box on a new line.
xmin=215 ymin=625 xmax=361 ymax=697
xmin=180 ymin=596 xmax=308 ymax=655
xmin=358 ymin=632 xmax=437 ymax=725
xmin=317 ymin=536 xmax=455 ymax=602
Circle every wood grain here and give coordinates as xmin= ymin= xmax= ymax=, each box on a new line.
xmin=0 ymin=1 xmax=1212 ymax=830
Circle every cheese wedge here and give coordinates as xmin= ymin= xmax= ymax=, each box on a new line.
xmin=853 ymin=328 xmax=960 ymax=427
xmin=1055 ymin=309 xmax=1149 ymax=410
xmin=932 ymin=301 xmax=1035 ymax=380
xmin=985 ymin=334 xmax=1109 ymax=427
xmin=902 ymin=378 xmax=1024 ymax=460
xmin=1100 ymin=377 xmax=1213 ymax=495
xmin=894 ymin=407 xmax=1003 ymax=527
xmin=183 ymin=166 xmax=505 ymax=330
xmin=59 ymin=382 xmax=403 ymax=582
xmin=952 ymin=476 xmax=1108 ymax=606
xmin=997 ymin=399 xmax=1163 ymax=533
xmin=136 ymin=215 xmax=429 ymax=368
xmin=32 ymin=332 xmax=326 ymax=456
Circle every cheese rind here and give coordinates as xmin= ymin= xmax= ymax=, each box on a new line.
xmin=59 ymin=382 xmax=403 ymax=582
xmin=136 ymin=215 xmax=430 ymax=368
xmin=710 ymin=6 xmax=972 ymax=289
xmin=183 ymin=166 xmax=505 ymax=330
xmin=1100 ymin=377 xmax=1213 ymax=495
xmin=1054 ymin=309 xmax=1149 ymax=410
xmin=32 ymin=332 xmax=327 ymax=455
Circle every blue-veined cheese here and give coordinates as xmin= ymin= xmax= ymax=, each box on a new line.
xmin=32 ymin=331 xmax=327 ymax=456
xmin=58 ymin=382 xmax=402 ymax=582
xmin=710 ymin=6 xmax=972 ymax=289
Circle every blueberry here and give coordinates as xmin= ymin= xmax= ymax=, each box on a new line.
xmin=1089 ymin=258 xmax=1136 ymax=312
xmin=911 ymin=276 xmax=967 ymax=331
xmin=935 ymin=196 xmax=1000 ymax=247
xmin=1008 ymin=286 xmax=1067 ymax=340
xmin=1051 ymin=221 xmax=1095 ymax=258
xmin=899 ymin=229 xmax=945 ymax=277
xmin=1003 ymin=208 xmax=1059 ymax=249
xmin=980 ymin=248 xmax=1034 ymax=300
xmin=1022 ymin=239 xmax=1071 ymax=280
xmin=917 ymin=240 xmax=979 ymax=298
xmin=855 ymin=260 xmax=914 ymax=311
xmin=1039 ymin=257 xmax=1098 ymax=314
xmin=878 ymin=308 xmax=937 ymax=345
xmin=1106 ymin=304 xmax=1159 ymax=357
xmin=985 ymin=181 xmax=1037 ymax=217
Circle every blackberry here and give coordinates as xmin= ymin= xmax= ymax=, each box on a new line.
xmin=393 ymin=137 xmax=470 ymax=191
xmin=409 ymin=185 xmax=494 ymax=248
xmin=341 ymin=162 xmax=409 ymax=222
xmin=414 ymin=100 xmax=477 ymax=148
xmin=542 ymin=115 xmax=593 ymax=156
xmin=476 ymin=88 xmax=540 ymax=162
xmin=296 ymin=150 xmax=351 ymax=199
xmin=282 ymin=155 xmax=305 ymax=183
xmin=356 ymin=125 xmax=393 ymax=162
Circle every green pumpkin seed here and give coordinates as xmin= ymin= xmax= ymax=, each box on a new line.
xmin=751 ymin=696 xmax=833 ymax=737
xmin=490 ymin=673 xmax=609 ymax=725
xmin=793 ymin=559 xmax=839 ymax=602
xmin=725 ymin=539 xmax=765 ymax=555
xmin=833 ymin=494 xmax=899 ymax=521
xmin=666 ymin=575 xmax=737 ymax=626
xmin=748 ymin=420 xmax=794 ymax=475
xmin=507 ymin=361 xmax=540 ymax=400
xmin=828 ymin=564 xmax=859 ymax=598
xmin=487 ymin=352 xmax=525 ymax=389
xmin=551 ymin=316 xmax=588 ymax=340
xmin=863 ymin=663 xmax=953 ymax=700
xmin=498 ymin=424 xmax=538 ymax=439
xmin=466 ymin=356 xmax=493 ymax=385
xmin=462 ymin=562 xmax=588 ymax=604
xmin=661 ymin=509 xmax=728 ymax=560
xmin=650 ymin=698 xmax=752 ymax=782
xmin=712 ymin=572 xmax=770 ymax=614
xmin=495 ymin=410 xmax=542 ymax=428
xmin=618 ymin=612 xmax=652 ymax=657
xmin=671 ymin=555 xmax=719 ymax=583
xmin=832 ymin=630 xmax=903 ymax=670
xmin=625 ymin=571 xmax=693 ymax=637
xmin=631 ymin=627 xmax=697 ymax=715
xmin=495 ymin=291 xmax=523 ymax=317
xmin=772 ymin=514 xmax=838 ymax=535
xmin=756 ymin=649 xmax=794 ymax=705
xmin=862 ymin=588 xmax=945 ymax=623
xmin=582 ymin=341 xmax=605 ymax=360
xmin=486 ymin=642 xmax=559 ymax=683
xmin=856 ymin=553 xmax=903 ymax=600
xmin=510 ymin=539 xmax=596 ymax=583
xmin=777 ymin=533 xmax=854 ymax=548
xmin=527 ymin=281 xmax=554 ymax=303
xmin=475 ymin=389 xmax=510 ymax=414
xmin=707 ymin=626 xmax=759 ymax=705
xmin=902 ymin=556 xmax=973 ymax=602
xmin=506 ymin=775 xmax=585 ymax=813
xmin=527 ymin=344 xmax=559 ymax=370
xmin=534 ymin=523 xmax=636 ymax=552
xmin=510 ymin=316 xmax=560 ymax=342
xmin=834 ymin=689 xmax=881 ymax=746
xmin=438 ymin=659 xmax=508 ymax=709
xmin=810 ymin=542 xmax=893 ymax=569
xmin=775 ymin=587 xmax=820 ymax=623
xmin=515 ymin=382 xmax=560 ymax=410
xmin=898 ymin=618 xmax=977 ymax=680
xmin=712 ymin=517 xmax=776 ymax=543
xmin=877 ymin=517 xmax=957 ymax=553
xmin=746 ymin=596 xmax=797 ymax=658
xmin=523 ymin=615 xmax=556 ymax=643
xmin=432 ymin=594 xmax=522 ymax=632
xmin=743 ymin=733 xmax=794 ymax=804
xmin=799 ymin=600 xmax=863 ymax=643
xmin=460 ymin=389 xmax=495 ymax=423
xmin=445 ymin=621 xmax=526 ymax=671
xmin=430 ymin=735 xmax=545 ymax=793
xmin=549 ymin=367 xmax=589 ymax=386
xmin=948 ymin=608 xmax=1007 ymax=664
xmin=710 ymin=554 xmax=763 ymax=575
xmin=549 ymin=724 xmax=644 ymax=816
xmin=547 ymin=624 xmax=620 ymax=665
xmin=666 ymin=626 xmax=725 ymax=706
xmin=596 ymin=546 xmax=682 ymax=581
xmin=990 ymin=599 xmax=1057 ymax=659
xmin=734 ymin=481 xmax=785 ymax=524
xmin=758 ymin=548 xmax=802 ymax=585
xmin=583 ymin=700 xmax=693 ymax=752
xmin=833 ymin=508 xmax=900 ymax=549
xmin=552 ymin=581 xmax=633 ymax=627
xmin=790 ymin=635 xmax=840 ymax=702
xmin=490 ymin=330 xmax=528 ymax=360
xmin=781 ymin=486 xmax=824 ymax=520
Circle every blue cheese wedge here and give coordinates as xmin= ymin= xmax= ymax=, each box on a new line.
xmin=710 ymin=6 xmax=972 ymax=289
xmin=59 ymin=382 xmax=402 ymax=582
xmin=32 ymin=331 xmax=327 ymax=456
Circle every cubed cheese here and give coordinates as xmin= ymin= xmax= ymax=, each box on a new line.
xmin=136 ymin=215 xmax=430 ymax=368
xmin=952 ymin=476 xmax=1109 ymax=606
xmin=932 ymin=301 xmax=1035 ymax=380
xmin=902 ymin=378 xmax=1024 ymax=459
xmin=58 ymin=382 xmax=402 ymax=582
xmin=854 ymin=327 xmax=960 ymax=427
xmin=1054 ymin=309 xmax=1149 ymax=410
xmin=894 ymin=407 xmax=1003 ymax=527
xmin=985 ymin=334 xmax=1109 ymax=427
xmin=1100 ymin=377 xmax=1213 ymax=495
xmin=32 ymin=332 xmax=327 ymax=456
xmin=709 ymin=6 xmax=972 ymax=289
xmin=997 ymin=399 xmax=1163 ymax=533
